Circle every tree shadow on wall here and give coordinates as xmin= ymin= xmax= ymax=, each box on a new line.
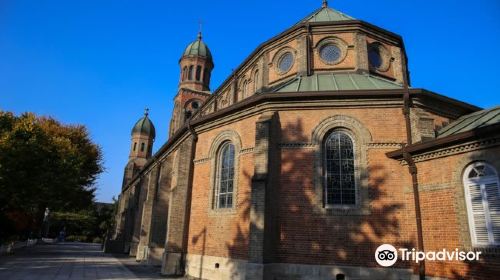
xmin=223 ymin=118 xmax=415 ymax=279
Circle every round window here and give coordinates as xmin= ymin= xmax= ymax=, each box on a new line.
xmin=278 ymin=52 xmax=294 ymax=73
xmin=368 ymin=46 xmax=383 ymax=69
xmin=191 ymin=101 xmax=199 ymax=109
xmin=320 ymin=44 xmax=341 ymax=63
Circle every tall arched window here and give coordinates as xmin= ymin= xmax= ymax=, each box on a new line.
xmin=254 ymin=70 xmax=260 ymax=92
xmin=182 ymin=66 xmax=188 ymax=81
xmin=188 ymin=65 xmax=194 ymax=80
xmin=204 ymin=70 xmax=210 ymax=84
xmin=242 ymin=80 xmax=248 ymax=98
xmin=324 ymin=130 xmax=355 ymax=206
xmin=463 ymin=162 xmax=500 ymax=246
xmin=196 ymin=66 xmax=202 ymax=81
xmin=214 ymin=142 xmax=235 ymax=209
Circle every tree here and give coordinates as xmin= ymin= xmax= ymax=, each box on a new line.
xmin=0 ymin=111 xmax=103 ymax=241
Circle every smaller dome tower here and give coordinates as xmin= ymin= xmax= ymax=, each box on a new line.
xmin=122 ymin=109 xmax=156 ymax=190
xmin=179 ymin=32 xmax=214 ymax=91
xmin=129 ymin=108 xmax=156 ymax=159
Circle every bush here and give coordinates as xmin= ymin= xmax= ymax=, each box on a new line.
xmin=92 ymin=237 xmax=102 ymax=244
xmin=65 ymin=235 xmax=87 ymax=242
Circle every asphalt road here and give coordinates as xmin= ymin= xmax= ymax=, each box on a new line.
xmin=0 ymin=242 xmax=169 ymax=280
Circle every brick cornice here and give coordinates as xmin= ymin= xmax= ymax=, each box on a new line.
xmin=387 ymin=123 xmax=500 ymax=160
xmin=397 ymin=137 xmax=500 ymax=164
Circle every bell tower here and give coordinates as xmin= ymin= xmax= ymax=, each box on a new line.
xmin=178 ymin=32 xmax=214 ymax=91
xmin=122 ymin=109 xmax=156 ymax=189
xmin=169 ymin=32 xmax=214 ymax=137
xmin=129 ymin=109 xmax=155 ymax=160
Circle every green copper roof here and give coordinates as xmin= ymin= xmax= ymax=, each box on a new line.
xmin=296 ymin=6 xmax=355 ymax=26
xmin=132 ymin=112 xmax=156 ymax=139
xmin=183 ymin=33 xmax=212 ymax=61
xmin=437 ymin=106 xmax=500 ymax=138
xmin=273 ymin=73 xmax=402 ymax=92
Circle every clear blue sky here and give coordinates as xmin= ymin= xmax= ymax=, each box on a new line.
xmin=1 ymin=0 xmax=499 ymax=203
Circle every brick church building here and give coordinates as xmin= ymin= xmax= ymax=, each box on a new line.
xmin=107 ymin=2 xmax=500 ymax=279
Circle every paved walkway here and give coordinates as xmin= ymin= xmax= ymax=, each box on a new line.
xmin=0 ymin=242 xmax=172 ymax=280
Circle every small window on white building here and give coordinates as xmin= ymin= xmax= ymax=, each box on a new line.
xmin=463 ymin=162 xmax=500 ymax=246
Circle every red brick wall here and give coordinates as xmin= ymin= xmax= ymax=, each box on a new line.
xmin=416 ymin=148 xmax=500 ymax=279
xmin=276 ymin=108 xmax=415 ymax=270
xmin=187 ymin=116 xmax=259 ymax=259
xmin=184 ymin=105 xmax=498 ymax=279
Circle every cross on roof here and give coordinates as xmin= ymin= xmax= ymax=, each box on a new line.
xmin=144 ymin=108 xmax=149 ymax=116
xmin=322 ymin=0 xmax=328 ymax=8
xmin=198 ymin=19 xmax=203 ymax=40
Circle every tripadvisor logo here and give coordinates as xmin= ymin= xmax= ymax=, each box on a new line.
xmin=375 ymin=244 xmax=398 ymax=267
xmin=375 ymin=244 xmax=482 ymax=267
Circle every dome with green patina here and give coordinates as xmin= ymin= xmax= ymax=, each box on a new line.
xmin=182 ymin=32 xmax=212 ymax=61
xmin=131 ymin=110 xmax=156 ymax=139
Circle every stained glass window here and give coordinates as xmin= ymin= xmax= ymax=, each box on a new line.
xmin=278 ymin=52 xmax=294 ymax=73
xmin=320 ymin=44 xmax=341 ymax=63
xmin=215 ymin=142 xmax=235 ymax=208
xmin=324 ymin=131 xmax=356 ymax=205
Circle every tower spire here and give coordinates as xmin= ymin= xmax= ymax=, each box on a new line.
xmin=144 ymin=107 xmax=149 ymax=117
xmin=322 ymin=0 xmax=328 ymax=8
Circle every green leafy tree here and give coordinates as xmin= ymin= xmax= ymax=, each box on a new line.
xmin=0 ymin=111 xmax=103 ymax=241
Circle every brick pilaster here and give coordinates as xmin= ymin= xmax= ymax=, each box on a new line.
xmin=161 ymin=136 xmax=196 ymax=276
xmin=246 ymin=111 xmax=280 ymax=280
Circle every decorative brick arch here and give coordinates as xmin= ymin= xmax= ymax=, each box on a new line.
xmin=208 ymin=130 xmax=242 ymax=159
xmin=208 ymin=130 xmax=242 ymax=214
xmin=271 ymin=46 xmax=297 ymax=75
xmin=311 ymin=115 xmax=372 ymax=215
xmin=314 ymin=36 xmax=349 ymax=66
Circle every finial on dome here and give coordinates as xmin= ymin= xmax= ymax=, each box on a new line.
xmin=322 ymin=0 xmax=328 ymax=8
xmin=198 ymin=19 xmax=203 ymax=40
xmin=144 ymin=108 xmax=149 ymax=117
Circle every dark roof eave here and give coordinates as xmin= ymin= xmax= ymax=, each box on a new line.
xmin=193 ymin=89 xmax=408 ymax=125
xmin=386 ymin=122 xmax=500 ymax=159
xmin=414 ymin=88 xmax=482 ymax=112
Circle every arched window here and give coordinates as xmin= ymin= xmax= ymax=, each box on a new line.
xmin=324 ymin=131 xmax=355 ymax=206
xmin=214 ymin=142 xmax=235 ymax=209
xmin=463 ymin=162 xmax=500 ymax=246
xmin=133 ymin=142 xmax=137 ymax=151
xmin=182 ymin=66 xmax=188 ymax=81
xmin=241 ymin=80 xmax=248 ymax=98
xmin=204 ymin=70 xmax=210 ymax=84
xmin=188 ymin=65 xmax=194 ymax=80
xmin=254 ymin=70 xmax=260 ymax=92
xmin=140 ymin=142 xmax=145 ymax=152
xmin=196 ymin=66 xmax=202 ymax=81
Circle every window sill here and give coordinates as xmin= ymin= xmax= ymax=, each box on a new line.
xmin=467 ymin=245 xmax=500 ymax=257
xmin=322 ymin=205 xmax=370 ymax=216
xmin=207 ymin=207 xmax=238 ymax=217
